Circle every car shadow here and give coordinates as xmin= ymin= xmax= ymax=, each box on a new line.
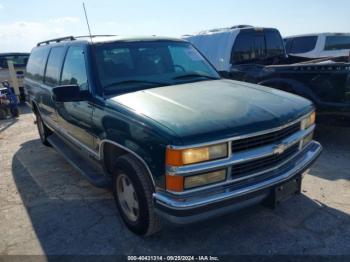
xmin=0 ymin=118 xmax=18 ymax=133
xmin=11 ymin=138 xmax=350 ymax=256
xmin=0 ymin=105 xmax=32 ymax=132
xmin=312 ymin=123 xmax=350 ymax=181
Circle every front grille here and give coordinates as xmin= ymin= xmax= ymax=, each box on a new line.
xmin=231 ymin=122 xmax=301 ymax=153
xmin=231 ymin=143 xmax=299 ymax=177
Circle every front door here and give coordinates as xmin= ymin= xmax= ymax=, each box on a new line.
xmin=56 ymin=45 xmax=95 ymax=151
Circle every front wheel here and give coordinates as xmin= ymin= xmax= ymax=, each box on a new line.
xmin=112 ymin=155 xmax=161 ymax=236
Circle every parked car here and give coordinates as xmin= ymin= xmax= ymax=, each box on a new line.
xmin=25 ymin=35 xmax=322 ymax=236
xmin=184 ymin=26 xmax=350 ymax=121
xmin=0 ymin=52 xmax=29 ymax=102
xmin=284 ymin=33 xmax=350 ymax=59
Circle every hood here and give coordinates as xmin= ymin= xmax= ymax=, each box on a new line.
xmin=108 ymin=79 xmax=313 ymax=145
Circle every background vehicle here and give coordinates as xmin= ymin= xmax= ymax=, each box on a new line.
xmin=284 ymin=33 xmax=350 ymax=59
xmin=25 ymin=35 xmax=321 ymax=236
xmin=184 ymin=26 xmax=350 ymax=121
xmin=0 ymin=53 xmax=29 ymax=103
xmin=0 ymin=81 xmax=19 ymax=119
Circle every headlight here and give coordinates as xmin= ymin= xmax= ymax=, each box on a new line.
xmin=166 ymin=169 xmax=227 ymax=192
xmin=166 ymin=143 xmax=228 ymax=166
xmin=301 ymin=111 xmax=316 ymax=130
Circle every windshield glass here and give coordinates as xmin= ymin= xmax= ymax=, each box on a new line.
xmin=0 ymin=54 xmax=29 ymax=69
xmin=94 ymin=41 xmax=220 ymax=94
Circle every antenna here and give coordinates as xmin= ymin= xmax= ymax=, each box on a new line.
xmin=82 ymin=2 xmax=93 ymax=43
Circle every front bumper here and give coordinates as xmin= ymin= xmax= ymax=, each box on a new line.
xmin=153 ymin=141 xmax=322 ymax=225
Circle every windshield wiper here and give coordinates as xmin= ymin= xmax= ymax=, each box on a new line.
xmin=104 ymin=79 xmax=169 ymax=89
xmin=172 ymin=73 xmax=219 ymax=80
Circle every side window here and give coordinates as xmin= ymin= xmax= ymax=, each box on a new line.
xmin=61 ymin=46 xmax=88 ymax=90
xmin=285 ymin=39 xmax=293 ymax=53
xmin=231 ymin=33 xmax=253 ymax=63
xmin=324 ymin=36 xmax=350 ymax=51
xmin=289 ymin=36 xmax=317 ymax=53
xmin=265 ymin=31 xmax=285 ymax=56
xmin=44 ymin=47 xmax=65 ymax=86
xmin=26 ymin=48 xmax=50 ymax=82
xmin=231 ymin=32 xmax=266 ymax=64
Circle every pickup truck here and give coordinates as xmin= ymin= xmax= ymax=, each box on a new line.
xmin=25 ymin=35 xmax=322 ymax=236
xmin=184 ymin=26 xmax=350 ymax=121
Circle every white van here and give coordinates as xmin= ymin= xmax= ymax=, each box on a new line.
xmin=284 ymin=33 xmax=350 ymax=59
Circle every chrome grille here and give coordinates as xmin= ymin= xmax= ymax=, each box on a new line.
xmin=231 ymin=122 xmax=301 ymax=153
xmin=231 ymin=143 xmax=300 ymax=177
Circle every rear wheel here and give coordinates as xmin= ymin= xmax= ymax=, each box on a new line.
xmin=36 ymin=112 xmax=52 ymax=146
xmin=112 ymin=154 xmax=161 ymax=236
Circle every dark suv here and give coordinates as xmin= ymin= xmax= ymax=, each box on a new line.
xmin=25 ymin=35 xmax=322 ymax=236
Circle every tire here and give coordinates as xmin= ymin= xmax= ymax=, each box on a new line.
xmin=11 ymin=107 xmax=19 ymax=117
xmin=36 ymin=112 xmax=52 ymax=146
xmin=0 ymin=108 xmax=7 ymax=119
xmin=112 ymin=154 xmax=161 ymax=236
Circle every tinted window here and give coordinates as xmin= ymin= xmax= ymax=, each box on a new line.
xmin=288 ymin=36 xmax=317 ymax=53
xmin=44 ymin=47 xmax=65 ymax=86
xmin=61 ymin=46 xmax=88 ymax=90
xmin=0 ymin=55 xmax=29 ymax=69
xmin=285 ymin=39 xmax=293 ymax=53
xmin=231 ymin=33 xmax=266 ymax=63
xmin=26 ymin=48 xmax=50 ymax=82
xmin=265 ymin=31 xmax=285 ymax=56
xmin=325 ymin=35 xmax=350 ymax=50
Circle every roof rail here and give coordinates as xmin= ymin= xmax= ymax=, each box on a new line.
xmin=37 ymin=36 xmax=75 ymax=46
xmin=74 ymin=34 xmax=117 ymax=39
xmin=36 ymin=35 xmax=118 ymax=46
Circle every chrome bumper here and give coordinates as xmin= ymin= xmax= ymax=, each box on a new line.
xmin=153 ymin=141 xmax=322 ymax=225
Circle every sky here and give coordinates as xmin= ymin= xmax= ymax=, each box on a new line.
xmin=0 ymin=0 xmax=349 ymax=52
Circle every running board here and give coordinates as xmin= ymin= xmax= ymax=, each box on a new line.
xmin=47 ymin=134 xmax=111 ymax=188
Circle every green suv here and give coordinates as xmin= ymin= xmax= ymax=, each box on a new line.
xmin=24 ymin=35 xmax=322 ymax=236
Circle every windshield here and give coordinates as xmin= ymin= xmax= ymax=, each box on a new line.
xmin=94 ymin=41 xmax=220 ymax=94
xmin=0 ymin=54 xmax=29 ymax=69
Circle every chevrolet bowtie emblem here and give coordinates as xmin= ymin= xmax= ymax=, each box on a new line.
xmin=273 ymin=144 xmax=287 ymax=155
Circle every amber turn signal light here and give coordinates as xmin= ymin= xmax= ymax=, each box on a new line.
xmin=166 ymin=174 xmax=184 ymax=192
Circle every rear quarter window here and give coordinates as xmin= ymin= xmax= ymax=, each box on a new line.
xmin=287 ymin=36 xmax=318 ymax=54
xmin=324 ymin=35 xmax=350 ymax=50
xmin=26 ymin=48 xmax=50 ymax=82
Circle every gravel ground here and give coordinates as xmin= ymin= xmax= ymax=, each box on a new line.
xmin=0 ymin=106 xmax=349 ymax=256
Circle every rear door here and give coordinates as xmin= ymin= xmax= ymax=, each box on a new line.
xmin=41 ymin=46 xmax=66 ymax=123
xmin=56 ymin=45 xmax=95 ymax=150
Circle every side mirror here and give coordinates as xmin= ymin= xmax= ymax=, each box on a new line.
xmin=52 ymin=85 xmax=83 ymax=102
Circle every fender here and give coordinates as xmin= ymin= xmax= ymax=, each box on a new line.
xmin=258 ymin=77 xmax=321 ymax=104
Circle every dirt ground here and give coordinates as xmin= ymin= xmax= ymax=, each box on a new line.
xmin=0 ymin=105 xmax=349 ymax=256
